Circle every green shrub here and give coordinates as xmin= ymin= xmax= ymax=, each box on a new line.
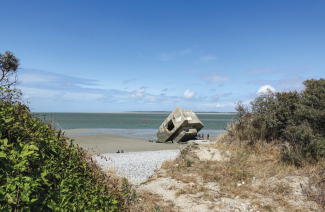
xmin=153 ymin=205 xmax=161 ymax=212
xmin=231 ymin=78 xmax=325 ymax=165
xmin=0 ymin=101 xmax=126 ymax=211
xmin=186 ymin=159 xmax=192 ymax=167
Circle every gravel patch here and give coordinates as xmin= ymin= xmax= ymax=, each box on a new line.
xmin=93 ymin=149 xmax=180 ymax=183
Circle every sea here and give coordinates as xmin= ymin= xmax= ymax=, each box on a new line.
xmin=31 ymin=112 xmax=236 ymax=140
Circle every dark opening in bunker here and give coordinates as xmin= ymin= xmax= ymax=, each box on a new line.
xmin=167 ymin=120 xmax=175 ymax=131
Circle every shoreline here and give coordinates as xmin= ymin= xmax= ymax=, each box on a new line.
xmin=69 ymin=134 xmax=187 ymax=154
xmin=64 ymin=128 xmax=226 ymax=141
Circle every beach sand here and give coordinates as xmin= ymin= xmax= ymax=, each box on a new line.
xmin=68 ymin=134 xmax=185 ymax=154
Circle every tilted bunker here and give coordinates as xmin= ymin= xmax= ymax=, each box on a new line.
xmin=157 ymin=107 xmax=204 ymax=143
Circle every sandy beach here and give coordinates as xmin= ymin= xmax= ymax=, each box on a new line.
xmin=68 ymin=134 xmax=185 ymax=153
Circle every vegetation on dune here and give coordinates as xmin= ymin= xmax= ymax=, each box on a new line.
xmin=0 ymin=102 xmax=126 ymax=211
xmin=0 ymin=51 xmax=137 ymax=211
xmin=232 ymin=78 xmax=325 ymax=166
xmin=155 ymin=79 xmax=325 ymax=210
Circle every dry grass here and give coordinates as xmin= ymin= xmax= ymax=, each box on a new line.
xmin=127 ymin=190 xmax=175 ymax=212
xmin=156 ymin=130 xmax=325 ymax=211
xmin=224 ymin=123 xmax=325 ymax=209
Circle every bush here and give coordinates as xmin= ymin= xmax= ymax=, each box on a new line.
xmin=0 ymin=101 xmax=126 ymax=211
xmin=230 ymin=78 xmax=325 ymax=165
xmin=186 ymin=159 xmax=192 ymax=167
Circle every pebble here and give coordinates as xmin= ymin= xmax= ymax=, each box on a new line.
xmin=93 ymin=149 xmax=179 ymax=183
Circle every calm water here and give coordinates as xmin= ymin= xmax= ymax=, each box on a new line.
xmin=32 ymin=112 xmax=236 ymax=139
xmin=32 ymin=112 xmax=235 ymax=130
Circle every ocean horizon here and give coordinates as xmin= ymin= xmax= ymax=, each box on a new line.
xmin=32 ymin=112 xmax=236 ymax=140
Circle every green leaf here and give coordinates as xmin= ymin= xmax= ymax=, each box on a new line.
xmin=41 ymin=170 xmax=48 ymax=178
xmin=0 ymin=151 xmax=6 ymax=157
xmin=6 ymin=193 xmax=14 ymax=203
xmin=3 ymin=138 xmax=8 ymax=146
xmin=15 ymin=160 xmax=27 ymax=169
xmin=28 ymin=145 xmax=39 ymax=150
xmin=20 ymin=150 xmax=35 ymax=157
xmin=31 ymin=198 xmax=38 ymax=203
xmin=21 ymin=192 xmax=29 ymax=202
xmin=47 ymin=199 xmax=57 ymax=210
xmin=100 ymin=185 xmax=105 ymax=193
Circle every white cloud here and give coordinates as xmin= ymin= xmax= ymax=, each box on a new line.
xmin=200 ymin=55 xmax=217 ymax=62
xmin=145 ymin=94 xmax=167 ymax=103
xmin=203 ymin=74 xmax=229 ymax=84
xmin=17 ymin=69 xmax=239 ymax=112
xmin=248 ymin=76 xmax=305 ymax=92
xmin=183 ymin=89 xmax=197 ymax=99
xmin=19 ymin=69 xmax=99 ymax=90
xmin=157 ymin=48 xmax=192 ymax=61
xmin=257 ymin=85 xmax=275 ymax=95
xmin=211 ymin=93 xmax=232 ymax=102
xmin=129 ymin=86 xmax=146 ymax=99
xmin=98 ymin=94 xmax=113 ymax=102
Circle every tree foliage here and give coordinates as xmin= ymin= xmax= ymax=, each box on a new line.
xmin=232 ymin=78 xmax=325 ymax=166
xmin=0 ymin=51 xmax=21 ymax=103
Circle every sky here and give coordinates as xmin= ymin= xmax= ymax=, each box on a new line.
xmin=1 ymin=0 xmax=325 ymax=112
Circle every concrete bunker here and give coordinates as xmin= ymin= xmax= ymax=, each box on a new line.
xmin=157 ymin=107 xmax=204 ymax=143
xmin=167 ymin=120 xmax=175 ymax=131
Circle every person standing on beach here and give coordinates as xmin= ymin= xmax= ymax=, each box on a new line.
xmin=207 ymin=134 xmax=209 ymax=140
xmin=202 ymin=133 xmax=204 ymax=139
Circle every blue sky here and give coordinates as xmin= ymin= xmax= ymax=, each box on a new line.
xmin=1 ymin=0 xmax=324 ymax=112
